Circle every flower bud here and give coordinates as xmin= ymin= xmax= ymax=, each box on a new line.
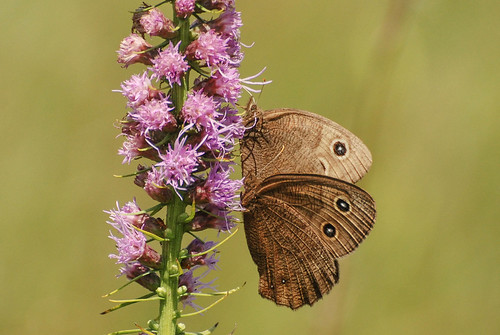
xmin=133 ymin=165 xmax=148 ymax=188
xmin=138 ymin=244 xmax=162 ymax=269
xmin=138 ymin=8 xmax=177 ymax=39
xmin=186 ymin=181 xmax=211 ymax=205
xmin=145 ymin=185 xmax=173 ymax=203
xmin=186 ymin=205 xmax=235 ymax=232
xmin=148 ymin=319 xmax=160 ymax=330
xmin=141 ymin=216 xmax=167 ymax=236
xmin=175 ymin=0 xmax=196 ymax=18
xmin=177 ymin=285 xmax=188 ymax=295
xmin=198 ymin=0 xmax=235 ymax=11
xmin=156 ymin=286 xmax=168 ymax=297
xmin=131 ymin=4 xmax=149 ymax=36
xmin=180 ymin=239 xmax=218 ymax=269
xmin=117 ymin=34 xmax=156 ymax=67
xmin=177 ymin=323 xmax=186 ymax=332
xmin=121 ymin=262 xmax=160 ymax=291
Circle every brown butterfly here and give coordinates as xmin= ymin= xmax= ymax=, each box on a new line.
xmin=240 ymin=103 xmax=376 ymax=309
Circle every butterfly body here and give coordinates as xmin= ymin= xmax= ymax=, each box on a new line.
xmin=241 ymin=104 xmax=376 ymax=309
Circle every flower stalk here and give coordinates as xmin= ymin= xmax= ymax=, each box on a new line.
xmin=104 ymin=1 xmax=267 ymax=334
xmin=159 ymin=195 xmax=186 ymax=334
xmin=170 ymin=15 xmax=190 ymax=111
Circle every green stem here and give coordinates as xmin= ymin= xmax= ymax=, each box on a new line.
xmin=158 ymin=6 xmax=192 ymax=334
xmin=171 ymin=11 xmax=192 ymax=114
xmin=158 ymin=195 xmax=187 ymax=335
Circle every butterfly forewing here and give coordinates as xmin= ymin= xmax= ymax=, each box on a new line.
xmin=241 ymin=107 xmax=372 ymax=187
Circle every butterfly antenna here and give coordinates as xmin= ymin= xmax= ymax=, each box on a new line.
xmin=239 ymin=78 xmax=267 ymax=110
xmin=256 ymin=79 xmax=267 ymax=102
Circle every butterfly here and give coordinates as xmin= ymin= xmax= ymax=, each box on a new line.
xmin=240 ymin=103 xmax=376 ymax=309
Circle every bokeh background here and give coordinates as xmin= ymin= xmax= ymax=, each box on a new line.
xmin=1 ymin=0 xmax=498 ymax=334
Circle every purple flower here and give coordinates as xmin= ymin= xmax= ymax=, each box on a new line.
xmin=108 ymin=1 xmax=252 ymax=313
xmin=178 ymin=269 xmax=216 ymax=310
xmin=156 ymin=135 xmax=202 ymax=191
xmin=181 ymin=90 xmax=220 ymax=129
xmin=197 ymin=122 xmax=229 ymax=155
xmin=180 ymin=239 xmax=219 ymax=271
xmin=175 ymin=0 xmax=196 ymax=18
xmin=205 ymin=8 xmax=242 ymax=64
xmin=195 ymin=64 xmax=241 ymax=103
xmin=218 ymin=106 xmax=245 ymax=140
xmin=110 ymin=196 xmax=167 ymax=235
xmin=118 ymin=71 xmax=163 ymax=108
xmin=140 ymin=8 xmax=177 ymax=39
xmin=186 ymin=30 xmax=229 ymax=67
xmin=108 ymin=208 xmax=147 ymax=264
xmin=117 ymin=34 xmax=154 ymax=67
xmin=198 ymin=106 xmax=245 ymax=155
xmin=110 ymin=199 xmax=143 ymax=223
xmin=118 ymin=134 xmax=147 ymax=164
xmin=129 ymin=97 xmax=177 ymax=135
xmin=207 ymin=8 xmax=242 ymax=38
xmin=226 ymin=38 xmax=243 ymax=66
xmin=191 ymin=163 xmax=243 ymax=209
xmin=107 ymin=202 xmax=162 ymax=268
xmin=151 ymin=41 xmax=189 ymax=86
xmin=118 ymin=133 xmax=159 ymax=164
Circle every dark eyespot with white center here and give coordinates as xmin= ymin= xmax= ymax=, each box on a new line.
xmin=323 ymin=223 xmax=336 ymax=238
xmin=334 ymin=141 xmax=347 ymax=156
xmin=336 ymin=199 xmax=350 ymax=212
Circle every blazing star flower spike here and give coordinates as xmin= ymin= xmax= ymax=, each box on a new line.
xmin=106 ymin=2 xmax=270 ymax=334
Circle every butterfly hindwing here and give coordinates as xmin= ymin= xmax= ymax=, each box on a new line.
xmin=244 ymin=189 xmax=340 ymax=309
xmin=243 ymin=174 xmax=374 ymax=308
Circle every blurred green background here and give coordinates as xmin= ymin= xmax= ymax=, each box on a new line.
xmin=1 ymin=0 xmax=498 ymax=334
